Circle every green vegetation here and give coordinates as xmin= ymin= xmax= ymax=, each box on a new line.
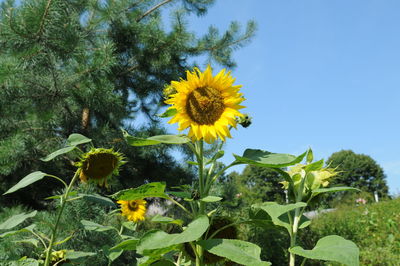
xmin=300 ymin=198 xmax=400 ymax=265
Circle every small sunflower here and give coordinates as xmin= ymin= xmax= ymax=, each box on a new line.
xmin=117 ymin=199 xmax=147 ymax=222
xmin=75 ymin=148 xmax=125 ymax=187
xmin=165 ymin=66 xmax=245 ymax=143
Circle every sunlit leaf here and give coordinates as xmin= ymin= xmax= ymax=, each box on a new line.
xmin=112 ymin=182 xmax=168 ymax=200
xmin=151 ymin=214 xmax=183 ymax=226
xmin=289 ymin=235 xmax=359 ymax=266
xmin=157 ymin=108 xmax=177 ymax=118
xmin=14 ymin=238 xmax=39 ymax=247
xmin=198 ymin=239 xmax=271 ymax=266
xmin=233 ymin=149 xmax=306 ymax=168
xmin=111 ymin=238 xmax=139 ymax=251
xmin=0 ymin=224 xmax=36 ymax=238
xmin=65 ymin=251 xmax=96 ymax=260
xmin=79 ymin=193 xmax=116 ymax=207
xmin=123 ymin=130 xmax=190 ymax=146
xmin=81 ymin=220 xmax=116 ymax=232
xmin=312 ymin=187 xmax=359 ymax=197
xmin=137 ymin=215 xmax=209 ymax=253
xmin=200 ymin=196 xmax=222 ymax=202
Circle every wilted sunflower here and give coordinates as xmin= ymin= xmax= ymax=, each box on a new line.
xmin=165 ymin=66 xmax=245 ymax=143
xmin=75 ymin=148 xmax=125 ymax=187
xmin=117 ymin=199 xmax=147 ymax=222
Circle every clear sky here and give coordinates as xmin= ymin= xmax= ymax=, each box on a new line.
xmin=165 ymin=0 xmax=400 ymax=195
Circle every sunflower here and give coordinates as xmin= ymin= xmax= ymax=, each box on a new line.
xmin=75 ymin=148 xmax=125 ymax=187
xmin=165 ymin=66 xmax=245 ymax=143
xmin=117 ymin=199 xmax=147 ymax=222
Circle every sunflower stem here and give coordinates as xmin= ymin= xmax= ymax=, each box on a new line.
xmin=44 ymin=169 xmax=80 ymax=266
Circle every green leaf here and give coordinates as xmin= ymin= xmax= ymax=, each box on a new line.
xmin=0 ymin=224 xmax=36 ymax=238
xmin=151 ymin=214 xmax=183 ymax=226
xmin=9 ymin=258 xmax=39 ymax=266
xmin=312 ymin=187 xmax=359 ymax=197
xmin=137 ymin=245 xmax=180 ymax=266
xmin=3 ymin=172 xmax=48 ymax=195
xmin=233 ymin=149 xmax=306 ymax=168
xmin=67 ymin=133 xmax=92 ymax=146
xmin=306 ymin=148 xmax=314 ymax=164
xmin=103 ymin=245 xmax=123 ymax=262
xmin=150 ymin=260 xmax=176 ymax=266
xmin=305 ymin=159 xmax=324 ymax=172
xmin=0 ymin=211 xmax=37 ymax=230
xmin=122 ymin=221 xmax=137 ymax=231
xmin=198 ymin=239 xmax=271 ymax=266
xmin=252 ymin=202 xmax=307 ymax=231
xmin=112 ymin=182 xmax=168 ymax=200
xmin=137 ymin=215 xmax=209 ymax=253
xmin=65 ymin=251 xmax=96 ymax=260
xmin=14 ymin=238 xmax=39 ymax=247
xmin=200 ymin=196 xmax=222 ymax=202
xmin=167 ymin=191 xmax=191 ymax=199
xmin=40 ymin=146 xmax=75 ymax=162
xmin=157 ymin=108 xmax=177 ymax=118
xmin=123 ymin=130 xmax=190 ymax=146
xmin=81 ymin=220 xmax=116 ymax=232
xmin=111 ymin=238 xmax=139 ymax=251
xmin=79 ymin=193 xmax=116 ymax=207
xmin=289 ymin=235 xmax=359 ymax=266
xmin=207 ymin=150 xmax=224 ymax=164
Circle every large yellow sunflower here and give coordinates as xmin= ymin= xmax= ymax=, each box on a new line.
xmin=117 ymin=199 xmax=147 ymax=222
xmin=165 ymin=66 xmax=245 ymax=143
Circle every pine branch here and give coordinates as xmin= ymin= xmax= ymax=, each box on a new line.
xmin=35 ymin=0 xmax=53 ymax=39
xmin=136 ymin=0 xmax=173 ymax=22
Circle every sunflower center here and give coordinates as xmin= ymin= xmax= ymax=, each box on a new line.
xmin=82 ymin=153 xmax=118 ymax=180
xmin=127 ymin=201 xmax=139 ymax=211
xmin=186 ymin=87 xmax=225 ymax=125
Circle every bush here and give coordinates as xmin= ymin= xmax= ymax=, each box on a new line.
xmin=299 ymin=198 xmax=400 ymax=265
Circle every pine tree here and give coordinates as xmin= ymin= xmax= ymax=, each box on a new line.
xmin=0 ymin=0 xmax=256 ymax=207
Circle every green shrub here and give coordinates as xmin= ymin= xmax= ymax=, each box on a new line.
xmin=299 ymin=198 xmax=400 ymax=265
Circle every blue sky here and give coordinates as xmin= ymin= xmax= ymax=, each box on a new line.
xmin=164 ymin=0 xmax=400 ymax=194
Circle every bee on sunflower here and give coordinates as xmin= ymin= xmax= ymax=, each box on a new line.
xmin=165 ymin=66 xmax=245 ymax=143
xmin=75 ymin=148 xmax=125 ymax=187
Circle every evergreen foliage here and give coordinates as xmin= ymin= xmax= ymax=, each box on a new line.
xmin=0 ymin=0 xmax=256 ymax=207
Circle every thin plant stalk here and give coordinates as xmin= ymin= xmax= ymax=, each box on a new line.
xmin=44 ymin=169 xmax=80 ymax=266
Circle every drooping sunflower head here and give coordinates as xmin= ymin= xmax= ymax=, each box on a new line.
xmin=117 ymin=199 xmax=147 ymax=222
xmin=165 ymin=66 xmax=245 ymax=143
xmin=75 ymin=148 xmax=125 ymax=187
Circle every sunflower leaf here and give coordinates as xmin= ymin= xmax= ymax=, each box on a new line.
xmin=81 ymin=220 xmax=116 ymax=232
xmin=233 ymin=149 xmax=307 ymax=168
xmin=67 ymin=133 xmax=92 ymax=146
xmin=123 ymin=130 xmax=190 ymax=146
xmin=3 ymin=172 xmax=48 ymax=195
xmin=112 ymin=182 xmax=168 ymax=200
xmin=289 ymin=235 xmax=359 ymax=266
xmin=0 ymin=211 xmax=37 ymax=230
xmin=40 ymin=146 xmax=75 ymax=162
xmin=157 ymin=108 xmax=177 ymax=118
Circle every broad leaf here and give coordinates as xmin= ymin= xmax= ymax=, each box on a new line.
xmin=200 ymin=196 xmax=222 ymax=202
xmin=111 ymin=238 xmax=139 ymax=251
xmin=9 ymin=258 xmax=39 ymax=266
xmin=103 ymin=245 xmax=123 ymax=262
xmin=122 ymin=221 xmax=137 ymax=231
xmin=289 ymin=235 xmax=359 ymax=266
xmin=252 ymin=202 xmax=307 ymax=231
xmin=113 ymin=182 xmax=168 ymax=200
xmin=233 ymin=149 xmax=306 ymax=168
xmin=40 ymin=146 xmax=75 ymax=162
xmin=81 ymin=220 xmax=116 ymax=232
xmin=14 ymin=238 xmax=39 ymax=247
xmin=0 ymin=224 xmax=36 ymax=238
xmin=67 ymin=133 xmax=92 ymax=146
xmin=137 ymin=215 xmax=209 ymax=253
xmin=151 ymin=214 xmax=183 ymax=226
xmin=4 ymin=172 xmax=48 ymax=195
xmin=167 ymin=191 xmax=191 ymax=199
xmin=0 ymin=211 xmax=37 ymax=230
xmin=123 ymin=130 xmax=190 ymax=146
xmin=198 ymin=239 xmax=271 ymax=266
xmin=79 ymin=193 xmax=116 ymax=207
xmin=312 ymin=187 xmax=359 ymax=197
xmin=65 ymin=251 xmax=96 ymax=260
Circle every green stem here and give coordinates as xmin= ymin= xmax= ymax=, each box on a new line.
xmin=47 ymin=174 xmax=68 ymax=189
xmin=168 ymin=196 xmax=191 ymax=216
xmin=289 ymin=207 xmax=301 ymax=266
xmin=44 ymin=170 xmax=80 ymax=266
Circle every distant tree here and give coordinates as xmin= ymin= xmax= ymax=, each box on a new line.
xmin=235 ymin=165 xmax=286 ymax=204
xmin=0 ymin=0 xmax=256 ymax=207
xmin=326 ymin=150 xmax=389 ymax=198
